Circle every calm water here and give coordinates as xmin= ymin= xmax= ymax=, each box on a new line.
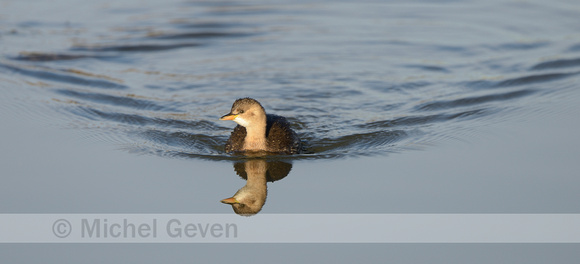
xmin=1 ymin=0 xmax=580 ymax=262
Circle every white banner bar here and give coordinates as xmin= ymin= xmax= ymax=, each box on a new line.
xmin=0 ymin=214 xmax=579 ymax=243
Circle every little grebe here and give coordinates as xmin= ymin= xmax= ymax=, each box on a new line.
xmin=220 ymin=98 xmax=302 ymax=154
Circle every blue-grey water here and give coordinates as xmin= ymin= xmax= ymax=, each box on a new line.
xmin=1 ymin=0 xmax=580 ymax=262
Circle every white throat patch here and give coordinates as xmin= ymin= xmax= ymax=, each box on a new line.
xmin=234 ymin=116 xmax=250 ymax=127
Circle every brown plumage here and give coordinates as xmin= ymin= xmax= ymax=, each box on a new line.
xmin=220 ymin=98 xmax=302 ymax=154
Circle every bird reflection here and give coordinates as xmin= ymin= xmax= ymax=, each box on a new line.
xmin=221 ymin=159 xmax=292 ymax=216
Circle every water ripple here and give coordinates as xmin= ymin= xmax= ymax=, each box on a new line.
xmin=0 ymin=62 xmax=127 ymax=89
xmin=12 ymin=52 xmax=116 ymax=62
xmin=150 ymin=31 xmax=255 ymax=40
xmin=415 ymin=90 xmax=535 ymax=111
xmin=69 ymin=106 xmax=223 ymax=131
xmin=140 ymin=129 xmax=224 ymax=154
xmin=530 ymin=58 xmax=580 ymax=70
xmin=494 ymin=72 xmax=578 ymax=88
xmin=358 ymin=109 xmax=489 ymax=130
xmin=71 ymin=43 xmax=202 ymax=52
xmin=55 ymin=89 xmax=184 ymax=112
xmin=464 ymin=72 xmax=579 ymax=89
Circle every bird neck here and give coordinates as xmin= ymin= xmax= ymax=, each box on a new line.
xmin=244 ymin=122 xmax=267 ymax=151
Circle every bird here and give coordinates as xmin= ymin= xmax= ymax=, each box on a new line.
xmin=220 ymin=98 xmax=302 ymax=154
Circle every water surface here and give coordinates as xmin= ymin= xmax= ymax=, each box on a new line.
xmin=3 ymin=0 xmax=580 ymax=162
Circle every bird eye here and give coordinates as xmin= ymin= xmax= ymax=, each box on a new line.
xmin=238 ymin=110 xmax=244 ymax=114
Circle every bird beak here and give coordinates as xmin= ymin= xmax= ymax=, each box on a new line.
xmin=220 ymin=197 xmax=239 ymax=204
xmin=220 ymin=113 xmax=237 ymax=121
